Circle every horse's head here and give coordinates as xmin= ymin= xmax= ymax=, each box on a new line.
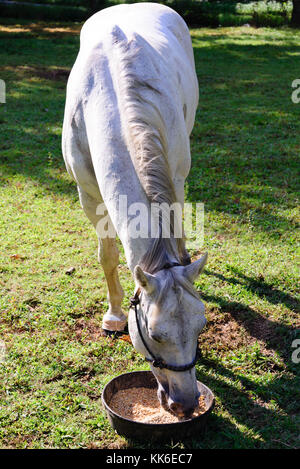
xmin=128 ymin=253 xmax=207 ymax=418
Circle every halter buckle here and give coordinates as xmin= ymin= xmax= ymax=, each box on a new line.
xmin=130 ymin=296 xmax=140 ymax=308
xmin=152 ymin=358 xmax=166 ymax=369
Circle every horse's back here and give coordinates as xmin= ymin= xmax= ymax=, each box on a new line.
xmin=80 ymin=3 xmax=193 ymax=63
xmin=77 ymin=3 xmax=198 ymax=106
xmin=63 ymin=3 xmax=198 ymax=203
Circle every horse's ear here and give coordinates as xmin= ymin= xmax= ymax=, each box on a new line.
xmin=183 ymin=253 xmax=208 ymax=283
xmin=134 ymin=265 xmax=157 ymax=294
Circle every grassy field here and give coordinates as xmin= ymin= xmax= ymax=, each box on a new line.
xmin=0 ymin=21 xmax=299 ymax=449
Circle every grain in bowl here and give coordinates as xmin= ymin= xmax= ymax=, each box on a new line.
xmin=109 ymin=386 xmax=206 ymax=424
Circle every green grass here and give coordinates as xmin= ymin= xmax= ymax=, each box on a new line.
xmin=0 ymin=1 xmax=293 ymax=27
xmin=0 ymin=21 xmax=299 ymax=449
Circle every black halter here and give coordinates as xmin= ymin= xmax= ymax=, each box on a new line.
xmin=130 ymin=262 xmax=200 ymax=372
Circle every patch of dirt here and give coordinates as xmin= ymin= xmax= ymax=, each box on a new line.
xmin=245 ymin=317 xmax=277 ymax=342
xmin=199 ymin=309 xmax=250 ymax=353
xmin=199 ymin=308 xmax=287 ymax=362
xmin=79 ymin=370 xmax=96 ymax=383
xmin=106 ymin=440 xmax=129 ymax=450
xmin=23 ymin=65 xmax=70 ymax=81
xmin=234 ymin=311 xmax=295 ymax=356
xmin=86 ymin=442 xmax=102 ymax=449
xmin=1 ymin=65 xmax=70 ymax=81
xmin=0 ymin=23 xmax=81 ymax=36
xmin=4 ymin=435 xmax=35 ymax=449
xmin=74 ymin=318 xmax=105 ymax=343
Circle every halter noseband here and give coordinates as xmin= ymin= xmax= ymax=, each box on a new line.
xmin=130 ymin=262 xmax=200 ymax=372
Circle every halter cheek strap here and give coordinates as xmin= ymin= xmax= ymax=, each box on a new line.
xmin=130 ymin=264 xmax=200 ymax=372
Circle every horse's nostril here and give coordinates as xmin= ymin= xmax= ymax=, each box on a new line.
xmin=169 ymin=401 xmax=197 ymax=418
xmin=169 ymin=402 xmax=185 ymax=416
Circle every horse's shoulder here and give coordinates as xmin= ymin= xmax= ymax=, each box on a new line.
xmin=79 ymin=3 xmax=189 ymax=54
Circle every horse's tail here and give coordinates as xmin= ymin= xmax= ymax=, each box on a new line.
xmin=109 ymin=26 xmax=190 ymax=272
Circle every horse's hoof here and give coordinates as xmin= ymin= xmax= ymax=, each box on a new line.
xmin=102 ymin=314 xmax=127 ymax=333
xmin=102 ymin=326 xmax=128 ymax=338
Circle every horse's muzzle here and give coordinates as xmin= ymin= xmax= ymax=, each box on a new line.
xmin=168 ymin=391 xmax=200 ymax=418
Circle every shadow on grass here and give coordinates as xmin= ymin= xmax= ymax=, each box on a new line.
xmin=0 ymin=27 xmax=299 ymax=232
xmin=125 ymin=359 xmax=299 ymax=449
xmin=186 ymin=39 xmax=300 ymax=236
xmin=201 ymin=267 xmax=300 ymax=371
xmin=0 ymin=64 xmax=78 ymax=199
xmin=193 ymin=360 xmax=299 ymax=449
xmin=201 ymin=289 xmax=296 ymax=364
xmin=206 ymin=267 xmax=300 ymax=313
xmin=126 ymin=410 xmax=260 ymax=449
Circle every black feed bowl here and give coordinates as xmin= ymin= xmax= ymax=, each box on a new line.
xmin=102 ymin=370 xmax=215 ymax=442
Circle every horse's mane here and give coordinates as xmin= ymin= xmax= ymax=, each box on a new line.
xmin=110 ymin=26 xmax=190 ymax=273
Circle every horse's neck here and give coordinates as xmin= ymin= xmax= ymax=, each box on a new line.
xmin=101 ymin=169 xmax=179 ymax=273
xmin=89 ymin=137 xmax=179 ymax=272
xmin=83 ymin=46 xmax=185 ymax=273
xmin=87 ymin=132 xmax=163 ymax=271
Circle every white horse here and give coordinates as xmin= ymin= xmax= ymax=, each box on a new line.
xmin=62 ymin=2 xmax=207 ymax=417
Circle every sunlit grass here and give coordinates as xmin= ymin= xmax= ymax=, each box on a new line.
xmin=0 ymin=23 xmax=299 ymax=449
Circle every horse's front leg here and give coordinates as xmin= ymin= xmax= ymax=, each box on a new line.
xmin=78 ymin=186 xmax=126 ymax=332
xmin=99 ymin=237 xmax=126 ymax=332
